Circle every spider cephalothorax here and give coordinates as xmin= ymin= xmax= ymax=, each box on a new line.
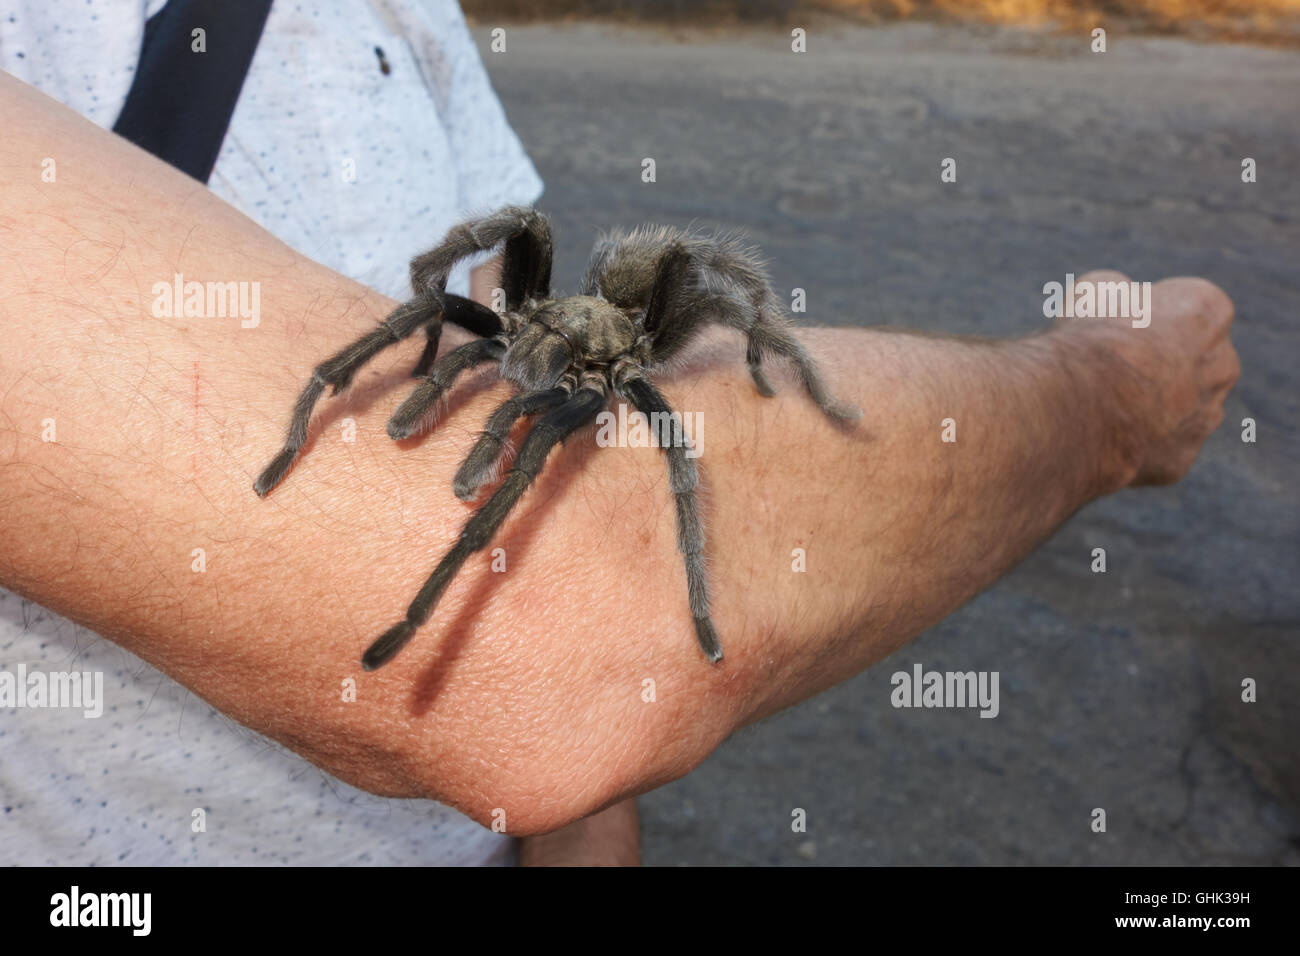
xmin=254 ymin=206 xmax=859 ymax=670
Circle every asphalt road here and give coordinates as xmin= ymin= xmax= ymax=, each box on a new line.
xmin=471 ymin=20 xmax=1300 ymax=865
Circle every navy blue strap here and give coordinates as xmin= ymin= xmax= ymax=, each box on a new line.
xmin=113 ymin=0 xmax=274 ymax=184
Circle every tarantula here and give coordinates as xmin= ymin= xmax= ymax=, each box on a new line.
xmin=253 ymin=206 xmax=859 ymax=670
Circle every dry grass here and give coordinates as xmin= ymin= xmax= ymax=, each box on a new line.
xmin=461 ymin=0 xmax=1300 ymax=44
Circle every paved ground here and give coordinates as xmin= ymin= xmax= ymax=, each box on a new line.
xmin=470 ymin=20 xmax=1300 ymax=865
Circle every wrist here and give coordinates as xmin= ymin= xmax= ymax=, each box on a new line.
xmin=1045 ymin=325 xmax=1146 ymax=497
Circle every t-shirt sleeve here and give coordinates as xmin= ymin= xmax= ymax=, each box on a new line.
xmin=0 ymin=0 xmax=154 ymax=130
xmin=433 ymin=2 xmax=544 ymax=217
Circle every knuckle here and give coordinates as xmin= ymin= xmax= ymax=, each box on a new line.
xmin=1185 ymin=277 xmax=1235 ymax=323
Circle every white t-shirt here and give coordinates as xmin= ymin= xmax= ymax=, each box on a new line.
xmin=0 ymin=0 xmax=543 ymax=865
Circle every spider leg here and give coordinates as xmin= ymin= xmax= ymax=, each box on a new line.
xmin=578 ymin=236 xmax=616 ymax=296
xmin=745 ymin=338 xmax=777 ymax=397
xmin=387 ymin=337 xmax=507 ymax=441
xmin=453 ymin=386 xmax=570 ymax=501
xmin=253 ymin=293 xmax=440 ymax=496
xmin=641 ymin=244 xmax=693 ymax=334
xmin=593 ymin=226 xmax=860 ymax=422
xmin=411 ymin=293 xmax=503 ymax=378
xmin=256 ymin=207 xmax=553 ymax=497
xmin=635 ymin=244 xmax=790 ymax=408
xmin=687 ymin=247 xmax=861 ymax=422
xmin=409 ymin=206 xmax=550 ymax=378
xmin=362 ymin=384 xmax=607 ymax=670
xmin=500 ymin=214 xmax=553 ymax=309
xmin=731 ymin=297 xmax=861 ymax=422
xmin=410 ymin=206 xmax=552 ymax=309
xmin=659 ymin=270 xmax=860 ymax=421
xmin=616 ymin=372 xmax=723 ymax=663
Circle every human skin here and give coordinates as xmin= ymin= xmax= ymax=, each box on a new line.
xmin=519 ymin=799 xmax=640 ymax=866
xmin=0 ymin=72 xmax=1239 ymax=838
xmin=474 ymin=258 xmax=639 ymax=862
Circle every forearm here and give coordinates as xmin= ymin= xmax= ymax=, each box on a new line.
xmin=704 ymin=324 xmax=1137 ymax=725
xmin=0 ymin=71 xmax=1140 ymax=831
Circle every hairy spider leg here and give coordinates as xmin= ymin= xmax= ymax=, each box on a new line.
xmin=405 ymin=209 xmax=548 ymax=377
xmin=674 ymin=243 xmax=861 ymax=422
xmin=578 ymin=238 xmax=615 ymax=296
xmin=399 ymin=207 xmax=560 ymax=437
xmin=387 ymin=337 xmax=507 ymax=440
xmin=500 ymin=211 xmax=553 ymax=309
xmin=591 ymin=228 xmax=861 ymax=422
xmin=453 ymin=386 xmax=570 ymax=501
xmin=616 ymin=372 xmax=723 ymax=663
xmin=641 ymin=244 xmax=694 ymax=336
xmin=254 ymin=206 xmax=552 ymax=496
xmin=677 ymin=268 xmax=861 ymax=422
xmin=408 ymin=205 xmax=553 ymax=377
xmin=361 ymin=385 xmax=607 ymax=670
xmin=252 ymin=291 xmax=441 ymax=497
xmin=410 ymin=294 xmax=503 ymax=378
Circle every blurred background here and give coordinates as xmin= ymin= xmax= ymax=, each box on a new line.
xmin=467 ymin=0 xmax=1300 ymax=44
xmin=460 ymin=0 xmax=1300 ymax=864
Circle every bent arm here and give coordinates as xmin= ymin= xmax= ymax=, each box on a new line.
xmin=0 ymin=71 xmax=1224 ymax=833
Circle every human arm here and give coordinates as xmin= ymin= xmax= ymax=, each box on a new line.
xmin=0 ymin=71 xmax=1237 ymax=834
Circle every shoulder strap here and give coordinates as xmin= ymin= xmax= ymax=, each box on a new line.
xmin=113 ymin=0 xmax=274 ymax=184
